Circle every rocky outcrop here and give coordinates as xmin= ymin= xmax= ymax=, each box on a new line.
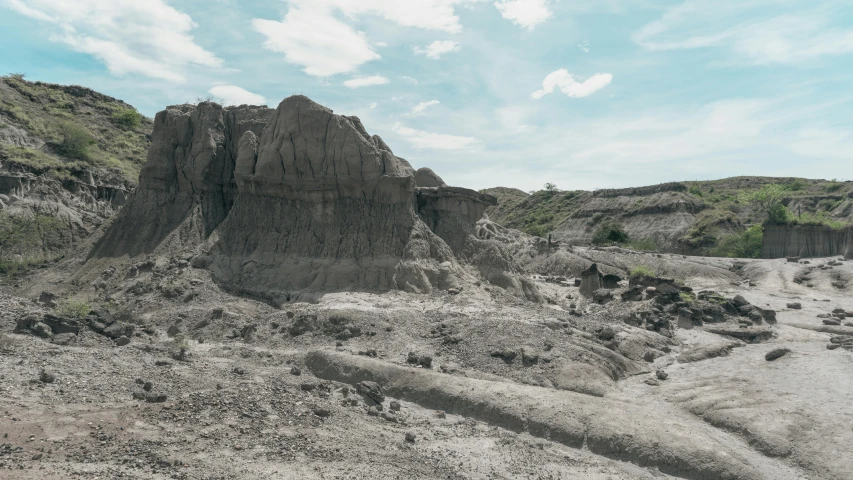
xmin=90 ymin=102 xmax=274 ymax=257
xmin=91 ymin=96 xmax=540 ymax=302
xmin=761 ymin=224 xmax=852 ymax=259
xmin=414 ymin=167 xmax=446 ymax=188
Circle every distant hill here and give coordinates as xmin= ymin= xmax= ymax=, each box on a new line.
xmin=0 ymin=74 xmax=152 ymax=186
xmin=483 ymin=177 xmax=853 ymax=255
xmin=0 ymin=75 xmax=153 ymax=270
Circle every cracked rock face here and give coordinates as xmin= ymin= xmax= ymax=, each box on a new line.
xmin=90 ymin=95 xmax=540 ymax=302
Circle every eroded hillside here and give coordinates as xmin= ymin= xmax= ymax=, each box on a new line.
xmin=484 ymin=177 xmax=853 ymax=255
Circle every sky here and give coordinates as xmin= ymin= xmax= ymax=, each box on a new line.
xmin=1 ymin=0 xmax=852 ymax=191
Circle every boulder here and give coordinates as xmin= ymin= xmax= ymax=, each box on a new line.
xmin=580 ymin=263 xmax=603 ymax=296
xmin=413 ymin=167 xmax=446 ymax=188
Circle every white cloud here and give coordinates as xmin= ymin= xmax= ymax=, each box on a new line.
xmin=208 ymin=85 xmax=266 ymax=106
xmin=633 ymin=1 xmax=853 ymax=65
xmin=413 ymin=40 xmax=461 ymax=59
xmin=4 ymin=0 xmax=222 ymax=82
xmin=369 ymin=102 xmax=378 ymax=109
xmin=577 ymin=41 xmax=590 ymax=53
xmin=392 ymin=123 xmax=478 ymax=150
xmin=252 ymin=0 xmax=482 ymax=76
xmin=343 ymin=75 xmax=390 ymax=88
xmin=530 ymin=70 xmax=613 ymax=99
xmin=410 ymin=100 xmax=440 ymax=115
xmin=401 ymin=75 xmax=419 ymax=84
xmin=494 ymin=0 xmax=553 ymax=30
xmin=303 ymin=0 xmax=481 ymax=33
xmin=375 ymin=41 xmax=388 ymax=47
xmin=252 ymin=8 xmax=379 ymax=77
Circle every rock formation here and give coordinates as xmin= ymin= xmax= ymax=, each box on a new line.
xmin=761 ymin=223 xmax=853 ymax=259
xmin=90 ymin=96 xmax=540 ymax=302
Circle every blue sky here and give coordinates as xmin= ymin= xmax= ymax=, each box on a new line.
xmin=2 ymin=0 xmax=852 ymax=191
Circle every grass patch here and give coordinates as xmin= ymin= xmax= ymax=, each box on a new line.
xmin=630 ymin=265 xmax=656 ymax=278
xmin=56 ymin=299 xmax=92 ymax=319
xmin=679 ymin=291 xmax=695 ymax=303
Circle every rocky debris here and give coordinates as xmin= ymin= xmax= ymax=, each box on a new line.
xmin=390 ymin=401 xmax=401 ymax=412
xmin=520 ymin=346 xmax=540 ymax=367
xmin=114 ymin=336 xmax=131 ymax=347
xmin=490 ymin=349 xmax=517 ymax=363
xmin=787 ymin=302 xmax=802 ymax=309
xmin=765 ymin=348 xmax=791 ymax=361
xmin=823 ymin=319 xmax=841 ymax=326
xmin=786 ymin=256 xmax=801 ymax=263
xmin=289 ymin=314 xmax=318 ymax=336
xmin=655 ymin=370 xmax=668 ymax=380
xmin=290 ymin=366 xmax=301 ymax=376
xmin=592 ymin=288 xmax=613 ymax=304
xmin=356 ymin=381 xmax=385 ymax=404
xmin=621 ymin=285 xmax=645 ymax=301
xmin=313 ymin=407 xmax=331 ymax=418
xmin=414 ymin=167 xmax=446 ymax=188
xmin=405 ymin=432 xmax=417 ymax=443
xmin=406 ymin=352 xmax=433 ymax=368
xmin=39 ymin=369 xmax=55 ymax=383
xmin=132 ymin=390 xmax=168 ymax=403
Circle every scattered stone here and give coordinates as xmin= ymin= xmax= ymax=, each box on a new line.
xmin=405 ymin=432 xmax=417 ymax=443
xmin=644 ymin=378 xmax=660 ymax=386
xmin=232 ymin=366 xmax=246 ymax=375
xmin=367 ymin=407 xmax=379 ymax=416
xmin=823 ymin=319 xmax=841 ymax=326
xmin=132 ymin=391 xmax=167 ymax=403
xmin=114 ymin=336 xmax=131 ymax=346
xmin=32 ymin=322 xmax=53 ymax=339
xmin=765 ymin=348 xmax=791 ymax=361
xmin=300 ymin=383 xmax=316 ymax=392
xmin=597 ymin=326 xmax=616 ymax=341
xmin=290 ymin=366 xmax=301 ymax=376
xmin=390 ymin=401 xmax=401 ymax=412
xmin=655 ymin=370 xmax=668 ymax=380
xmin=786 ymin=302 xmax=802 ymax=309
xmin=380 ymin=412 xmax=398 ymax=423
xmin=356 ymin=381 xmax=385 ymax=404
xmin=437 ymin=411 xmax=447 ymax=419
xmin=313 ymin=407 xmax=331 ymax=418
xmin=592 ymin=288 xmax=613 ymax=305
xmin=39 ymin=370 xmax=55 ymax=384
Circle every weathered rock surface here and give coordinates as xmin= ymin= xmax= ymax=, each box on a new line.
xmin=90 ymin=96 xmax=539 ymax=301
xmin=762 ymin=224 xmax=853 ymax=260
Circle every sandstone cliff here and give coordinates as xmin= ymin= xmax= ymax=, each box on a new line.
xmin=90 ymin=96 xmax=540 ymax=302
xmin=761 ymin=224 xmax=853 ymax=259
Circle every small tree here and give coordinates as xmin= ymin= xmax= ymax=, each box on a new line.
xmin=739 ymin=184 xmax=788 ymax=223
xmin=592 ymin=222 xmax=629 ymax=245
xmin=544 ymin=182 xmax=558 ymax=193
xmin=54 ymin=121 xmax=94 ymax=160
xmin=111 ymin=107 xmax=143 ymax=129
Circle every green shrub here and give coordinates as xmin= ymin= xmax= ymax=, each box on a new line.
xmin=679 ymin=292 xmax=695 ymax=303
xmin=824 ymin=179 xmax=843 ymax=193
xmin=688 ymin=185 xmax=703 ymax=197
xmin=57 ymin=299 xmax=91 ymax=319
xmin=784 ymin=178 xmax=808 ymax=191
xmin=592 ymin=222 xmax=629 ymax=245
xmin=111 ymin=107 xmax=143 ymax=129
xmin=54 ymin=121 xmax=94 ymax=160
xmin=709 ymin=225 xmax=764 ymax=258
xmin=630 ymin=265 xmax=656 ymax=278
xmin=768 ymin=204 xmax=794 ymax=224
xmin=523 ymin=223 xmax=549 ymax=238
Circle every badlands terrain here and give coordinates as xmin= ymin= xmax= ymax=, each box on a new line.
xmin=1 ymin=85 xmax=852 ymax=480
